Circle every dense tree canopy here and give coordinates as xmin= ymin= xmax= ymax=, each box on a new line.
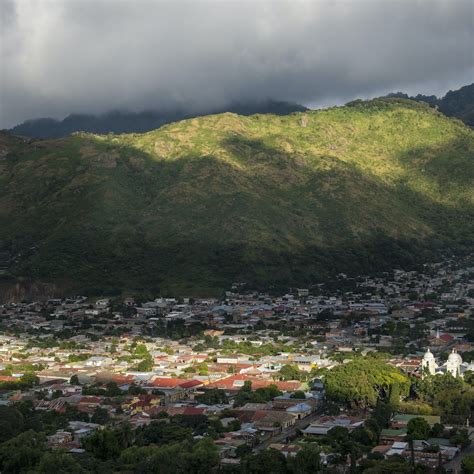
xmin=323 ymin=358 xmax=409 ymax=406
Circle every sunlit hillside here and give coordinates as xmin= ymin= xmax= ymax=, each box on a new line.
xmin=0 ymin=98 xmax=473 ymax=295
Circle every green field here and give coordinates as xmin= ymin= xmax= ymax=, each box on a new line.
xmin=1 ymin=98 xmax=473 ymax=296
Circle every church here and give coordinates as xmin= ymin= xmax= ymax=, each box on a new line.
xmin=421 ymin=348 xmax=474 ymax=378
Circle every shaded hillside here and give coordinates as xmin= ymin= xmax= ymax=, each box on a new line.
xmin=0 ymin=98 xmax=473 ymax=296
xmin=385 ymin=83 xmax=474 ymax=126
xmin=6 ymin=100 xmax=308 ymax=139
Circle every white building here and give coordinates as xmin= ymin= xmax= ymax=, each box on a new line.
xmin=421 ymin=348 xmax=473 ymax=378
xmin=421 ymin=348 xmax=437 ymax=376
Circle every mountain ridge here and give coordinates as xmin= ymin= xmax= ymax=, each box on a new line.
xmin=383 ymin=83 xmax=474 ymax=126
xmin=0 ymin=97 xmax=473 ymax=297
xmin=6 ymin=84 xmax=473 ymax=141
xmin=5 ymin=100 xmax=308 ymax=139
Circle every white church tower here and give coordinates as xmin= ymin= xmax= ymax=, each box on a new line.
xmin=421 ymin=348 xmax=437 ymax=377
xmin=446 ymin=349 xmax=462 ymax=377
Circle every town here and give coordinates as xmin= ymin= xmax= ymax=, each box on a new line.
xmin=0 ymin=256 xmax=473 ymax=473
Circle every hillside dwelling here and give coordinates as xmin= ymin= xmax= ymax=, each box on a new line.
xmin=47 ymin=430 xmax=73 ymax=447
xmin=255 ymin=411 xmax=296 ymax=431
xmin=136 ymin=307 xmax=157 ymax=317
xmin=85 ymin=356 xmax=113 ymax=367
xmin=286 ymin=402 xmax=313 ymax=419
xmin=268 ymin=443 xmax=302 ymax=458
xmin=390 ymin=414 xmax=441 ymax=428
xmin=95 ymin=299 xmax=110 ymax=309
xmin=380 ymin=428 xmax=408 ymax=444
xmin=302 ymin=415 xmax=365 ymax=436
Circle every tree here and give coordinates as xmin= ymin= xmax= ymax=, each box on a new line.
xmin=105 ymin=381 xmax=122 ymax=396
xmin=139 ymin=421 xmax=192 ymax=445
xmin=91 ymin=406 xmax=110 ymax=425
xmin=196 ymin=362 xmax=209 ymax=375
xmin=236 ymin=443 xmax=252 ymax=458
xmin=82 ymin=428 xmax=129 ymax=460
xmin=119 ymin=439 xmax=219 ymax=473
xmin=323 ymin=358 xmax=409 ymax=407
xmin=70 ymin=374 xmax=80 ymax=385
xmin=430 ymin=423 xmax=445 ymax=438
xmin=37 ymin=450 xmax=86 ymax=473
xmin=19 ymin=372 xmax=39 ymax=387
xmin=464 ymin=371 xmax=474 ymax=387
xmin=290 ymin=390 xmax=306 ymax=399
xmin=290 ymin=444 xmax=321 ymax=473
xmin=243 ymin=449 xmax=287 ymax=474
xmin=195 ymin=388 xmax=228 ymax=405
xmin=362 ymin=455 xmax=414 ymax=473
xmin=127 ymin=383 xmax=147 ymax=395
xmin=278 ymin=364 xmax=301 ymax=381
xmin=0 ymin=406 xmax=24 ymax=443
xmin=462 ymin=454 xmax=474 ymax=474
xmin=185 ymin=438 xmax=220 ymax=473
xmin=234 ymin=383 xmax=282 ymax=407
xmin=407 ymin=417 xmax=430 ymax=440
xmin=0 ymin=430 xmax=46 ymax=473
xmin=450 ymin=428 xmax=471 ymax=448
xmin=133 ymin=358 xmax=154 ymax=372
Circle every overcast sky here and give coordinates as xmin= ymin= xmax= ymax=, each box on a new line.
xmin=1 ymin=0 xmax=473 ymax=128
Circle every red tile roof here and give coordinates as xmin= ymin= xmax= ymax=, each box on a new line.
xmin=79 ymin=396 xmax=102 ymax=404
xmin=206 ymin=374 xmax=301 ymax=392
xmin=179 ymin=380 xmax=202 ymax=389
xmin=150 ymin=377 xmax=184 ymax=388
xmin=0 ymin=375 xmax=17 ymax=382
xmin=112 ymin=374 xmax=136 ymax=384
xmin=150 ymin=377 xmax=202 ymax=390
xmin=183 ymin=407 xmax=206 ymax=416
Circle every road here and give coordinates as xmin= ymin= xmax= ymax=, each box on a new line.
xmin=253 ymin=407 xmax=324 ymax=452
xmin=444 ymin=428 xmax=474 ymax=474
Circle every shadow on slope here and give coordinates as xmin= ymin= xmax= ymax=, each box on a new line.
xmin=1 ymin=131 xmax=472 ymax=297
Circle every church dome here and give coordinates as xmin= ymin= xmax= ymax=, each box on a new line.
xmin=448 ymin=349 xmax=462 ymax=365
xmin=423 ymin=348 xmax=435 ymax=360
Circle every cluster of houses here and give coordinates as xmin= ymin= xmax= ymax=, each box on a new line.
xmin=0 ymin=257 xmax=472 ymax=468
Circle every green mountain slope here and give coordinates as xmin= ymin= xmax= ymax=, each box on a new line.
xmin=385 ymin=83 xmax=474 ymax=126
xmin=1 ymin=98 xmax=473 ymax=296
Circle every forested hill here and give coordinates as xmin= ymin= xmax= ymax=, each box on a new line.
xmin=0 ymin=98 xmax=473 ymax=297
xmin=385 ymin=83 xmax=474 ymax=126
xmin=5 ymin=100 xmax=308 ymax=139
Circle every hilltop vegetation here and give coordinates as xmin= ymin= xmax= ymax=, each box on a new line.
xmin=8 ymin=84 xmax=473 ymax=140
xmin=6 ymin=100 xmax=308 ymax=139
xmin=0 ymin=98 xmax=473 ymax=296
xmin=385 ymin=82 xmax=474 ymax=126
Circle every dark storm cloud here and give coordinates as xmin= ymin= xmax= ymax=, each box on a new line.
xmin=1 ymin=0 xmax=473 ymax=128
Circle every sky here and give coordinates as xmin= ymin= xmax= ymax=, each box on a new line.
xmin=1 ymin=0 xmax=473 ymax=128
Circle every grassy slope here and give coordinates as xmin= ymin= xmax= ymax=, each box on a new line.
xmin=0 ymin=98 xmax=473 ymax=295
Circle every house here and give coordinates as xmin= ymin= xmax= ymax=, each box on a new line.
xmin=380 ymin=428 xmax=408 ymax=444
xmin=47 ymin=430 xmax=73 ymax=447
xmin=206 ymin=374 xmax=302 ymax=393
xmin=254 ymin=411 xmax=297 ymax=432
xmin=68 ymin=421 xmax=102 ymax=439
xmin=390 ymin=414 xmax=441 ymax=428
xmin=286 ymin=402 xmax=313 ymax=419
xmin=385 ymin=441 xmax=408 ymax=457
xmin=268 ymin=443 xmax=302 ymax=457
xmin=302 ymin=415 xmax=365 ymax=436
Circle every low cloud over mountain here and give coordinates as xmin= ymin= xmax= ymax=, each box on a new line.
xmin=1 ymin=0 xmax=473 ymax=128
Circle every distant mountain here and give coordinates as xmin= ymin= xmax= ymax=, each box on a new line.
xmin=384 ymin=83 xmax=474 ymax=126
xmin=6 ymin=100 xmax=308 ymax=139
xmin=0 ymin=98 xmax=472 ymax=298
